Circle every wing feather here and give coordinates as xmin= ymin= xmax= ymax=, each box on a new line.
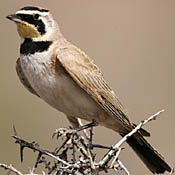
xmin=57 ymin=46 xmax=131 ymax=128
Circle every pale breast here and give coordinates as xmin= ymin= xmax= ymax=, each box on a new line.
xmin=19 ymin=52 xmax=105 ymax=121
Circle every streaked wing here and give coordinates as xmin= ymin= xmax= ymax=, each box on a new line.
xmin=16 ymin=58 xmax=40 ymax=97
xmin=57 ymin=46 xmax=131 ymax=129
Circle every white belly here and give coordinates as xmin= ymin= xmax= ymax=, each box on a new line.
xmin=19 ymin=53 xmax=103 ymax=121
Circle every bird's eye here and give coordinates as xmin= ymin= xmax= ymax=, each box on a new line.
xmin=33 ymin=14 xmax=39 ymax=20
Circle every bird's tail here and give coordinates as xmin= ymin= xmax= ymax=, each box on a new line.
xmin=120 ymin=132 xmax=171 ymax=174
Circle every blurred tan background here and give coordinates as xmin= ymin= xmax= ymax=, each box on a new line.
xmin=0 ymin=0 xmax=174 ymax=174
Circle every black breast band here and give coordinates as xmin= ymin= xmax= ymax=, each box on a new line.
xmin=20 ymin=38 xmax=52 ymax=55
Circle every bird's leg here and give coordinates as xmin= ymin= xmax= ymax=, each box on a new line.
xmin=74 ymin=120 xmax=111 ymax=151
xmin=66 ymin=116 xmax=80 ymax=129
xmin=53 ymin=118 xmax=98 ymax=139
xmin=66 ymin=116 xmax=98 ymax=132
xmin=76 ymin=119 xmax=98 ymax=131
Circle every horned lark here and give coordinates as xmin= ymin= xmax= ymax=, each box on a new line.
xmin=7 ymin=6 xmax=171 ymax=174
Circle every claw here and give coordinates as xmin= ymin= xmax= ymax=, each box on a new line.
xmin=52 ymin=128 xmax=76 ymax=139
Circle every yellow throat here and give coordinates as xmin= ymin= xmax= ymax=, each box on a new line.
xmin=17 ymin=22 xmax=39 ymax=38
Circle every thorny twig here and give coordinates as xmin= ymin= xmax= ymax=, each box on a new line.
xmin=12 ymin=135 xmax=75 ymax=168
xmin=0 ymin=110 xmax=172 ymax=175
xmin=99 ymin=109 xmax=165 ymax=167
xmin=0 ymin=163 xmax=23 ymax=175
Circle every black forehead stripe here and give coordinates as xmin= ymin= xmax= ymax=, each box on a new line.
xmin=20 ymin=6 xmax=49 ymax=12
xmin=17 ymin=14 xmax=46 ymax=35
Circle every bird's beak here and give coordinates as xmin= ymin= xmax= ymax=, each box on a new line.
xmin=6 ymin=14 xmax=22 ymax=23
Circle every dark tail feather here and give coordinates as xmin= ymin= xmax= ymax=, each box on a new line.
xmin=121 ymin=132 xmax=171 ymax=174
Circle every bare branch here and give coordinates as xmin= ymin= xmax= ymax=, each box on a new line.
xmin=0 ymin=163 xmax=23 ymax=175
xmin=99 ymin=109 xmax=165 ymax=167
xmin=0 ymin=109 xmax=169 ymax=175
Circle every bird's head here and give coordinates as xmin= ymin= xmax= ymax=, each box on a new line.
xmin=6 ymin=6 xmax=59 ymax=41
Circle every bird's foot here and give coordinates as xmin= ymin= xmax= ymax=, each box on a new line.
xmin=52 ymin=127 xmax=76 ymax=139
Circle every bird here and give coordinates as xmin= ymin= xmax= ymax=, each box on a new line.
xmin=6 ymin=6 xmax=171 ymax=174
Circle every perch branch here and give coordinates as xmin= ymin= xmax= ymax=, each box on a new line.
xmin=0 ymin=109 xmax=168 ymax=175
xmin=99 ymin=109 xmax=165 ymax=167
